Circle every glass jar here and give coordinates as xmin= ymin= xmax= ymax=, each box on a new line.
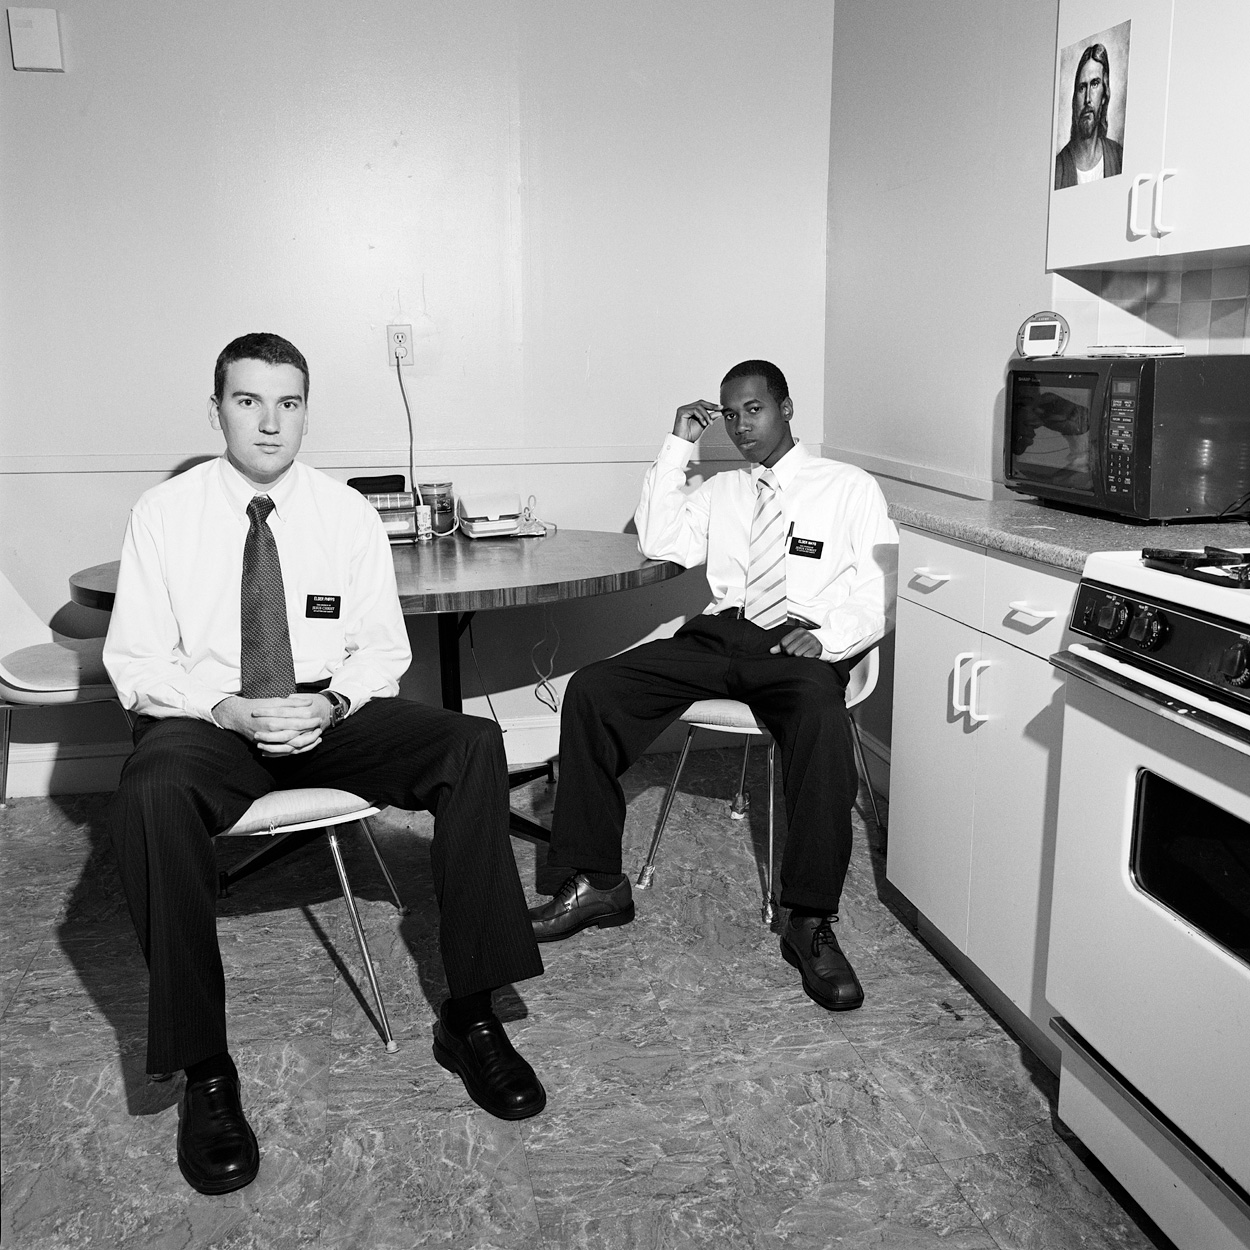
xmin=417 ymin=482 xmax=456 ymax=535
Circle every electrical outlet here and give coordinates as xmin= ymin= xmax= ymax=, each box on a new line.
xmin=387 ymin=324 xmax=413 ymax=366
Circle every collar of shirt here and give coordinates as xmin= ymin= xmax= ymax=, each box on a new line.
xmin=216 ymin=456 xmax=300 ymax=521
xmin=749 ymin=439 xmax=810 ymax=493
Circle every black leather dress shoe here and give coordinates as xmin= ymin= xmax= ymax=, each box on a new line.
xmin=528 ymin=873 xmax=635 ymax=942
xmin=780 ymin=913 xmax=864 ymax=1011
xmin=177 ymin=1072 xmax=260 ymax=1195
xmin=433 ymin=1004 xmax=547 ymax=1120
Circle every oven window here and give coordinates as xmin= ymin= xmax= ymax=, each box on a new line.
xmin=1009 ymin=371 xmax=1096 ymax=491
xmin=1132 ymin=771 xmax=1250 ymax=966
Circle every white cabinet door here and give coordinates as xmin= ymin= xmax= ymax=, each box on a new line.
xmin=1156 ymin=0 xmax=1250 ymax=259
xmin=886 ymin=597 xmax=981 ymax=950
xmin=965 ymin=635 xmax=1066 ymax=1030
xmin=1047 ymin=0 xmax=1173 ymax=270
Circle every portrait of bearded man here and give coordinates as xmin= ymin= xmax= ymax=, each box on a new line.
xmin=1054 ymin=41 xmax=1125 ymax=190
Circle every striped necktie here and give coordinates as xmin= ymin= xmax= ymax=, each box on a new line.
xmin=744 ymin=468 xmax=788 ymax=629
xmin=240 ymin=495 xmax=297 ymax=698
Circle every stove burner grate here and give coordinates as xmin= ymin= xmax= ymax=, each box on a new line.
xmin=1141 ymin=546 xmax=1250 ymax=589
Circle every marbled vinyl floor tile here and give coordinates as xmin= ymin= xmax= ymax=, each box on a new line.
xmin=523 ymin=1094 xmax=753 ymax=1249
xmin=746 ymin=1161 xmax=1000 ymax=1250
xmin=1 ymin=930 xmax=150 ymax=1068
xmin=318 ymin=1104 xmax=538 ymax=1249
xmin=705 ymin=1067 xmax=938 ymax=1192
xmin=942 ymin=1138 xmax=1166 ymax=1250
xmin=854 ymin=1030 xmax=1057 ymax=1164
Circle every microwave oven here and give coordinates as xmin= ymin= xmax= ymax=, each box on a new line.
xmin=1004 ymin=355 xmax=1250 ymax=522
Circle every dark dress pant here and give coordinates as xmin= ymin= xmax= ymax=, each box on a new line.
xmin=108 ymin=697 xmax=544 ymax=1075
xmin=549 ymin=613 xmax=859 ymax=914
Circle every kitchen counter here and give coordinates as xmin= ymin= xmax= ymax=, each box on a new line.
xmin=877 ymin=479 xmax=1250 ymax=573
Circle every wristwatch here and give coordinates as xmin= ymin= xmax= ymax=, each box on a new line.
xmin=323 ymin=690 xmax=351 ymax=728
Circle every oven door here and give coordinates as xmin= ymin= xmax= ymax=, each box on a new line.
xmin=1047 ymin=646 xmax=1250 ymax=1195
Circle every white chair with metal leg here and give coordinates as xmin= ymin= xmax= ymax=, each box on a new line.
xmin=0 ymin=571 xmax=119 ymax=807
xmin=216 ymin=787 xmax=409 ymax=1053
xmin=636 ymin=648 xmax=883 ymax=923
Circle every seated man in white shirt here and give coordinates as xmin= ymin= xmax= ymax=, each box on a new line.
xmin=530 ymin=360 xmax=898 ymax=1010
xmin=104 ymin=333 xmax=547 ymax=1197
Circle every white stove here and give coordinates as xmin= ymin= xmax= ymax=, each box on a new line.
xmin=1047 ymin=547 xmax=1250 ymax=1250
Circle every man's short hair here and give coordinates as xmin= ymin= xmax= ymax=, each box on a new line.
xmin=213 ymin=333 xmax=310 ymax=402
xmin=721 ymin=359 xmax=789 ymax=406
xmin=1070 ymin=43 xmax=1111 ymax=143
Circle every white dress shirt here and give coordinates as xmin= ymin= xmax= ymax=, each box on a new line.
xmin=104 ymin=457 xmax=412 ymax=721
xmin=635 ymin=437 xmax=899 ymax=662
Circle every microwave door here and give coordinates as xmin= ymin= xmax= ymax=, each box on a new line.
xmin=1008 ymin=368 xmax=1100 ymax=503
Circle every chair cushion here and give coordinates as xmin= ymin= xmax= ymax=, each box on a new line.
xmin=225 ymin=788 xmax=378 ymax=836
xmin=0 ymin=638 xmax=112 ymax=700
xmin=680 ymin=699 xmax=767 ymax=733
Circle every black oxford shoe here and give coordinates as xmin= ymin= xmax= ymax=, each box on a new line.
xmin=433 ymin=1003 xmax=547 ymax=1120
xmin=780 ymin=913 xmax=865 ymax=1011
xmin=528 ymin=873 xmax=635 ymax=942
xmin=177 ymin=1072 xmax=260 ymax=1195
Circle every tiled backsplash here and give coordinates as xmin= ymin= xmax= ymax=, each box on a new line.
xmin=1053 ymin=265 xmax=1250 ymax=355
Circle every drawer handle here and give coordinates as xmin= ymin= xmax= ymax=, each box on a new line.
xmin=912 ymin=566 xmax=952 ymax=584
xmin=1008 ymin=600 xmax=1059 ymax=621
xmin=951 ymin=651 xmax=975 ymax=714
xmin=968 ymin=660 xmax=991 ymax=724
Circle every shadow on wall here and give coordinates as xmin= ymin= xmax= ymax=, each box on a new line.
xmin=398 ymin=565 xmax=711 ymax=711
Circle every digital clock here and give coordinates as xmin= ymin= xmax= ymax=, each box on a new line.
xmin=1016 ymin=311 xmax=1070 ymax=358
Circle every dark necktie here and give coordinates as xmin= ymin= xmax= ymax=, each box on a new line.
xmin=744 ymin=468 xmax=788 ymax=629
xmin=240 ymin=495 xmax=296 ymax=698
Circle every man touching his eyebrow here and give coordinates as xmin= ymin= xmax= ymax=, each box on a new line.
xmin=529 ymin=359 xmax=898 ymax=1013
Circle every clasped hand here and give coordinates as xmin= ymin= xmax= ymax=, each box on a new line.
xmin=213 ymin=693 xmax=333 ymax=756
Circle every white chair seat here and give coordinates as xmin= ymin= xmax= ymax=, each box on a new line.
xmin=225 ymin=787 xmax=379 ymax=836
xmin=0 ymin=637 xmax=113 ymax=702
xmin=1 ymin=570 xmax=122 ymax=804
xmin=679 ymin=650 xmax=878 ymax=734
xmin=681 ymin=700 xmax=767 ymax=733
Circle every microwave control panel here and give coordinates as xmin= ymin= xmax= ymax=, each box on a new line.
xmin=1104 ymin=376 xmax=1138 ymax=497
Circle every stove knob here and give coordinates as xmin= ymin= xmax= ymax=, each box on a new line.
xmin=1094 ymin=598 xmax=1118 ymax=632
xmin=1106 ymin=600 xmax=1132 ymax=641
xmin=1138 ymin=608 xmax=1169 ymax=652
xmin=1219 ymin=640 xmax=1250 ymax=687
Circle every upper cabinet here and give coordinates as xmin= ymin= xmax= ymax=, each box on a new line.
xmin=1046 ymin=0 xmax=1250 ymax=271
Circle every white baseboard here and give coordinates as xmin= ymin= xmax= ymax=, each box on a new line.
xmin=3 ymin=741 xmax=130 ymax=800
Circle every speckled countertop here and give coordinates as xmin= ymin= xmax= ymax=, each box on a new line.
xmin=877 ymin=479 xmax=1250 ymax=573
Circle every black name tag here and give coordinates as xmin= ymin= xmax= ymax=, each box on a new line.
xmin=306 ymin=594 xmax=341 ymax=619
xmin=789 ymin=536 xmax=823 ymax=559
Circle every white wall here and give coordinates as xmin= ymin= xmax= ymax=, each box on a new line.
xmin=0 ymin=0 xmax=836 ymax=793
xmin=823 ymin=0 xmax=1059 ymax=499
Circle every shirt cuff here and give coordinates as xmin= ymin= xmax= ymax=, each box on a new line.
xmin=658 ymin=434 xmax=697 ymax=468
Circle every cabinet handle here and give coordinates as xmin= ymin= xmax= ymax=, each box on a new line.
xmin=912 ymin=566 xmax=952 ymax=584
xmin=968 ymin=659 xmax=991 ymax=724
xmin=1152 ymin=168 xmax=1177 ymax=236
xmin=1008 ymin=599 xmax=1059 ymax=621
xmin=951 ymin=651 xmax=975 ymax=714
xmin=1128 ymin=173 xmax=1152 ymax=239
